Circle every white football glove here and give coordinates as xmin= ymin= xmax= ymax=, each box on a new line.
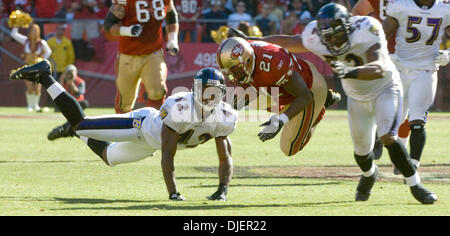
xmin=258 ymin=114 xmax=289 ymax=142
xmin=434 ymin=50 xmax=450 ymax=67
xmin=166 ymin=32 xmax=179 ymax=56
xmin=330 ymin=61 xmax=353 ymax=79
xmin=119 ymin=24 xmax=142 ymax=37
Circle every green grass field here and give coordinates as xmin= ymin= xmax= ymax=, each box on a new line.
xmin=0 ymin=107 xmax=448 ymax=216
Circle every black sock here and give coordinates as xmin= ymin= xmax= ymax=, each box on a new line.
xmin=409 ymin=124 xmax=426 ymax=162
xmin=87 ymin=138 xmax=110 ymax=161
xmin=354 ymin=152 xmax=374 ymax=172
xmin=41 ymin=74 xmax=85 ymax=127
xmin=385 ymin=140 xmax=416 ymax=177
xmin=40 ymin=74 xmax=57 ymax=89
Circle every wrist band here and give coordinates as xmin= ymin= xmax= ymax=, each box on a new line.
xmin=168 ymin=32 xmax=178 ymax=43
xmin=119 ymin=26 xmax=132 ymax=36
xmin=279 ymin=113 xmax=289 ymax=124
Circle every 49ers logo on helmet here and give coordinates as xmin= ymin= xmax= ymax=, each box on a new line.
xmin=231 ymin=44 xmax=244 ymax=59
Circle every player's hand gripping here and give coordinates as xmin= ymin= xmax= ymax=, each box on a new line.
xmin=166 ymin=32 xmax=179 ymax=56
xmin=330 ymin=61 xmax=354 ymax=79
xmin=120 ymin=24 xmax=143 ymax=37
xmin=434 ymin=50 xmax=450 ymax=67
xmin=258 ymin=114 xmax=288 ymax=142
xmin=228 ymin=28 xmax=248 ymax=39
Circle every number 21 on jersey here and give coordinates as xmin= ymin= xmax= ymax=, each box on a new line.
xmin=136 ymin=0 xmax=166 ymax=23
xmin=260 ymin=54 xmax=273 ymax=72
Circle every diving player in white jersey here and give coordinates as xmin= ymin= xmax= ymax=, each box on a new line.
xmin=228 ymin=3 xmax=437 ymax=204
xmin=382 ymin=0 xmax=450 ymax=172
xmin=9 ymin=61 xmax=238 ymax=202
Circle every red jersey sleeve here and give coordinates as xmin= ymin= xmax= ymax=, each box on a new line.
xmin=249 ymin=41 xmax=294 ymax=88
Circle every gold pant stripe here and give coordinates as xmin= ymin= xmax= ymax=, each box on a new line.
xmin=289 ymin=100 xmax=315 ymax=155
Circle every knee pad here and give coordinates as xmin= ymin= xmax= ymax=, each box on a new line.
xmin=147 ymin=87 xmax=167 ymax=101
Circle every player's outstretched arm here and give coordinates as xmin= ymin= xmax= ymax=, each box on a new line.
xmin=161 ymin=124 xmax=184 ymax=201
xmin=208 ymin=137 xmax=233 ymax=201
xmin=166 ymin=0 xmax=180 ymax=56
xmin=330 ymin=43 xmax=385 ymax=80
xmin=382 ymin=16 xmax=399 ymax=40
xmin=228 ymin=28 xmax=308 ymax=53
xmin=104 ymin=3 xmax=142 ymax=37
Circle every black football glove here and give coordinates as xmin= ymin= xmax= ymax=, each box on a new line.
xmin=169 ymin=192 xmax=185 ymax=201
xmin=258 ymin=115 xmax=285 ymax=142
xmin=228 ymin=27 xmax=248 ymax=39
xmin=207 ymin=184 xmax=228 ymax=201
xmin=130 ymin=24 xmax=143 ymax=37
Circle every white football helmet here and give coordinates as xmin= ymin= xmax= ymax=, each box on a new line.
xmin=216 ymin=37 xmax=255 ymax=85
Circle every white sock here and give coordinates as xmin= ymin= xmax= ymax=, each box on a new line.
xmin=398 ymin=137 xmax=409 ymax=149
xmin=47 ymin=82 xmax=65 ymax=100
xmin=405 ymin=172 xmax=421 ymax=187
xmin=25 ymin=93 xmax=33 ymax=110
xmin=411 ymin=159 xmax=420 ymax=168
xmin=33 ymin=94 xmax=41 ymax=110
xmin=363 ymin=164 xmax=377 ymax=177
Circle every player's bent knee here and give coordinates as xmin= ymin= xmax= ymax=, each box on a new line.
xmin=380 ymin=134 xmax=396 ymax=146
xmin=148 ymin=88 xmax=166 ymax=101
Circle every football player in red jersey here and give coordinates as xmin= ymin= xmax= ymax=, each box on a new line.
xmin=104 ymin=0 xmax=179 ymax=113
xmin=217 ymin=37 xmax=341 ymax=156
xmin=352 ymin=0 xmax=411 ymax=165
xmin=175 ymin=0 xmax=202 ymax=42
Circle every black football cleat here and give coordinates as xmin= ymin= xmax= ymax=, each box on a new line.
xmin=324 ymin=89 xmax=341 ymax=108
xmin=9 ymin=59 xmax=51 ymax=83
xmin=355 ymin=165 xmax=379 ymax=201
xmin=47 ymin=122 xmax=74 ymax=141
xmin=410 ymin=184 xmax=438 ymax=205
xmin=207 ymin=192 xmax=227 ymax=201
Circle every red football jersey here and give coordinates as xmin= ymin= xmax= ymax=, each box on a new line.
xmin=249 ymin=41 xmax=313 ymax=106
xmin=368 ymin=0 xmax=396 ymax=53
xmin=115 ymin=0 xmax=170 ymax=55
xmin=175 ymin=0 xmax=202 ymax=31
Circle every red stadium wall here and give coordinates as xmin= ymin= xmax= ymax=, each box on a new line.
xmin=1 ymin=41 xmax=449 ymax=111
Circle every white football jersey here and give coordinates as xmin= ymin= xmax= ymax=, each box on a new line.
xmin=302 ymin=15 xmax=400 ymax=101
xmin=141 ymin=92 xmax=238 ymax=150
xmin=387 ymin=0 xmax=450 ymax=70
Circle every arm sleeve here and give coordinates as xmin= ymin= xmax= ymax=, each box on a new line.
xmin=160 ymin=103 xmax=187 ymax=134
xmin=300 ymin=22 xmax=317 ymax=52
xmin=10 ymin=27 xmax=27 ymax=45
xmin=214 ymin=111 xmax=238 ymax=138
xmin=386 ymin=0 xmax=402 ymax=19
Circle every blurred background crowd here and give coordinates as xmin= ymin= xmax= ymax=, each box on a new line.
xmin=0 ymin=0 xmax=448 ymax=111
xmin=0 ymin=0 xmax=356 ymax=45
